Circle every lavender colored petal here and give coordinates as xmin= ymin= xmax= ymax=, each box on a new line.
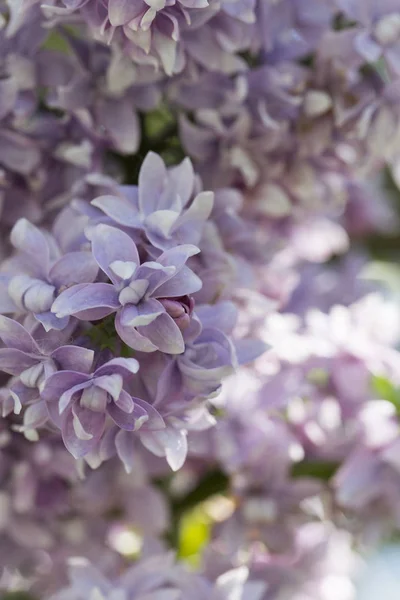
xmin=153 ymin=266 xmax=202 ymax=297
xmin=35 ymin=311 xmax=70 ymax=332
xmin=96 ymin=97 xmax=140 ymax=154
xmin=115 ymin=311 xmax=159 ymax=352
xmin=133 ymin=396 xmax=165 ymax=430
xmin=62 ymin=405 xmax=105 ymax=458
xmin=94 ymin=357 xmax=140 ymax=378
xmin=174 ymin=191 xmax=214 ymax=229
xmin=52 ymin=283 xmax=119 ymax=320
xmin=0 ymin=348 xmax=38 ymax=375
xmin=119 ymin=300 xmax=165 ymax=328
xmin=138 ymin=152 xmax=168 ymax=217
xmin=51 ymin=345 xmax=94 ymax=374
xmin=140 ymin=427 xmax=188 ymax=471
xmin=0 ymin=130 xmax=40 ymax=175
xmin=10 ymin=219 xmax=50 ymax=276
xmin=235 ymin=339 xmax=268 ymax=364
xmin=107 ymin=399 xmax=149 ymax=431
xmin=0 ymin=276 xmax=17 ymax=313
xmin=114 ymin=388 xmax=134 ymax=413
xmin=49 ymin=252 xmax=99 ymax=288
xmin=157 ymin=243 xmax=200 ymax=270
xmin=167 ymin=158 xmax=195 ymax=207
xmin=91 ymin=195 xmax=141 ymax=228
xmin=90 ymin=224 xmax=140 ymax=285
xmin=115 ymin=429 xmax=135 ymax=473
xmin=20 ymin=400 xmax=48 ymax=431
xmin=41 ymin=370 xmax=91 ymax=403
xmin=0 ymin=315 xmax=40 ymax=353
xmin=196 ymin=301 xmax=238 ymax=332
xmin=138 ymin=313 xmax=185 ymax=354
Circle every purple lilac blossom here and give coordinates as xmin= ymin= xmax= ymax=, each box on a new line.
xmin=52 ymin=224 xmax=202 ymax=353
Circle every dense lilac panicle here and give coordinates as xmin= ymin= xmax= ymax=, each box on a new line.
xmin=256 ymin=0 xmax=336 ymax=62
xmin=40 ymin=38 xmax=162 ymax=155
xmin=336 ymin=0 xmax=400 ymax=75
xmin=49 ymin=553 xmax=265 ymax=600
xmin=34 ymin=0 xmax=257 ymax=74
xmin=0 ymin=429 xmax=78 ymax=577
xmin=92 ymin=152 xmax=214 ymax=251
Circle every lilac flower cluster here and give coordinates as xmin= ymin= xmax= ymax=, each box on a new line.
xmin=1 ymin=0 xmax=400 ymax=598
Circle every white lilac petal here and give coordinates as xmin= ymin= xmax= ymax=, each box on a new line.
xmin=110 ymin=260 xmax=138 ymax=281
xmin=94 ymin=373 xmax=124 ymax=403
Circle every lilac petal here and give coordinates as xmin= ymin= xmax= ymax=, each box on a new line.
xmin=115 ymin=312 xmax=159 ymax=352
xmin=20 ymin=362 xmax=45 ymax=388
xmin=0 ymin=315 xmax=40 ymax=353
xmin=0 ymin=130 xmax=40 ymax=175
xmin=99 ymin=426 xmax=118 ymax=461
xmin=196 ymin=302 xmax=237 ymax=332
xmin=140 ymin=427 xmax=188 ymax=470
xmin=51 ymin=283 xmax=119 ymax=320
xmin=10 ymin=219 xmax=50 ymax=276
xmin=49 ymin=252 xmax=99 ymax=288
xmin=91 ymin=195 xmax=141 ymax=228
xmin=94 ymin=357 xmax=140 ymax=378
xmin=153 ymin=266 xmax=202 ymax=297
xmin=20 ymin=400 xmax=48 ymax=431
xmin=0 ymin=275 xmax=17 ymax=313
xmin=133 ymin=397 xmax=165 ymax=430
xmin=90 ymin=224 xmax=140 ymax=285
xmin=63 ymin=405 xmax=105 ymax=458
xmin=0 ymin=76 xmax=18 ymax=121
xmin=235 ymin=339 xmax=268 ymax=365
xmin=108 ymin=0 xmax=143 ymax=26
xmin=41 ymin=370 xmax=90 ymax=404
xmin=51 ymin=345 xmax=94 ymax=373
xmin=107 ymin=399 xmax=149 ymax=431
xmin=96 ymin=97 xmax=140 ymax=154
xmin=158 ymin=244 xmax=200 ymax=269
xmin=138 ymin=313 xmax=185 ymax=354
xmin=0 ymin=349 xmax=37 ymax=375
xmin=114 ymin=388 xmax=134 ymax=413
xmin=135 ymin=263 xmax=176 ymax=297
xmin=144 ymin=210 xmax=179 ymax=239
xmin=167 ymin=158 xmax=195 ymax=207
xmin=24 ymin=281 xmax=55 ymax=313
xmin=115 ymin=429 xmax=135 ymax=473
xmin=174 ymin=191 xmax=214 ymax=229
xmin=35 ymin=311 xmax=70 ymax=332
xmin=59 ymin=381 xmax=92 ymax=415
xmin=80 ymin=385 xmax=108 ymax=413
xmin=119 ymin=299 xmax=164 ymax=327
xmin=94 ymin=374 xmax=124 ymax=403
xmin=138 ymin=152 xmax=168 ymax=217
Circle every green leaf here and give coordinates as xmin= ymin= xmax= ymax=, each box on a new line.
xmin=41 ymin=32 xmax=70 ymax=54
xmin=372 ymin=375 xmax=400 ymax=413
xmin=178 ymin=506 xmax=211 ymax=566
xmin=291 ymin=460 xmax=339 ymax=480
xmin=1 ymin=594 xmax=37 ymax=600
